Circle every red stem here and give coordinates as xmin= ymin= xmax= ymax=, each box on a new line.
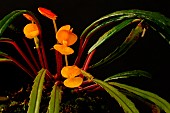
xmin=54 ymin=51 xmax=63 ymax=80
xmin=74 ymin=23 xmax=106 ymax=66
xmin=22 ymin=38 xmax=40 ymax=70
xmin=0 ymin=54 xmax=34 ymax=78
xmin=74 ymin=37 xmax=84 ymax=66
xmin=46 ymin=69 xmax=54 ymax=80
xmin=81 ymin=80 xmax=93 ymax=86
xmin=74 ymin=28 xmax=97 ymax=66
xmin=87 ymin=86 xmax=103 ymax=92
xmin=34 ymin=17 xmax=49 ymax=70
xmin=0 ymin=39 xmax=37 ymax=75
xmin=23 ymin=38 xmax=54 ymax=80
xmin=39 ymin=38 xmax=48 ymax=69
xmin=74 ymin=83 xmax=99 ymax=93
xmin=36 ymin=47 xmax=45 ymax=68
xmin=82 ymin=50 xmax=96 ymax=71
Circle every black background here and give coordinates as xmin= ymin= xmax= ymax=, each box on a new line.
xmin=0 ymin=0 xmax=170 ymax=104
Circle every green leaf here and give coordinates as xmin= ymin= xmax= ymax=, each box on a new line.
xmin=0 ymin=51 xmax=10 ymax=59
xmin=80 ymin=15 xmax=135 ymax=41
xmin=108 ymin=82 xmax=170 ymax=113
xmin=81 ymin=9 xmax=170 ymax=46
xmin=95 ymin=9 xmax=170 ymax=46
xmin=0 ymin=58 xmax=12 ymax=62
xmin=88 ymin=19 xmax=134 ymax=53
xmin=81 ymin=69 xmax=94 ymax=80
xmin=90 ymin=21 xmax=143 ymax=68
xmin=0 ymin=10 xmax=19 ymax=28
xmin=47 ymin=85 xmax=62 ymax=113
xmin=104 ymin=70 xmax=152 ymax=82
xmin=27 ymin=68 xmax=46 ymax=113
xmin=93 ymin=78 xmax=139 ymax=113
xmin=0 ymin=10 xmax=37 ymax=37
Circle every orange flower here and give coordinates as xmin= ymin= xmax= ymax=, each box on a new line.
xmin=61 ymin=65 xmax=83 ymax=88
xmin=38 ymin=7 xmax=57 ymax=20
xmin=53 ymin=44 xmax=74 ymax=55
xmin=23 ymin=14 xmax=34 ymax=22
xmin=64 ymin=77 xmax=83 ymax=88
xmin=61 ymin=65 xmax=81 ymax=78
xmin=23 ymin=23 xmax=39 ymax=39
xmin=56 ymin=25 xmax=78 ymax=46
xmin=58 ymin=25 xmax=71 ymax=31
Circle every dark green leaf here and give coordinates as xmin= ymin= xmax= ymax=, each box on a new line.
xmin=95 ymin=9 xmax=170 ymax=46
xmin=27 ymin=68 xmax=46 ymax=113
xmin=108 ymin=82 xmax=170 ymax=113
xmin=104 ymin=70 xmax=152 ymax=82
xmin=0 ymin=10 xmax=37 ymax=37
xmin=88 ymin=19 xmax=134 ymax=53
xmin=90 ymin=21 xmax=143 ymax=68
xmin=93 ymin=78 xmax=139 ymax=113
xmin=80 ymin=15 xmax=135 ymax=41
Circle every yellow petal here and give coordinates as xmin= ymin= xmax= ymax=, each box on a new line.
xmin=23 ymin=23 xmax=39 ymax=39
xmin=61 ymin=65 xmax=81 ymax=78
xmin=53 ymin=44 xmax=74 ymax=55
xmin=56 ymin=30 xmax=77 ymax=46
xmin=38 ymin=7 xmax=57 ymax=20
xmin=64 ymin=77 xmax=83 ymax=88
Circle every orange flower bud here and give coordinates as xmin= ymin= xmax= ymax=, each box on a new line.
xmin=23 ymin=23 xmax=39 ymax=39
xmin=23 ymin=14 xmax=34 ymax=22
xmin=63 ymin=77 xmax=83 ymax=88
xmin=38 ymin=7 xmax=57 ymax=20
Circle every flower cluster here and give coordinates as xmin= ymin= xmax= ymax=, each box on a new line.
xmin=53 ymin=25 xmax=77 ymax=55
xmin=61 ymin=65 xmax=83 ymax=88
xmin=23 ymin=7 xmax=83 ymax=88
xmin=54 ymin=25 xmax=83 ymax=88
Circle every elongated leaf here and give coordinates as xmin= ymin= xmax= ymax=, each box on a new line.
xmin=0 ymin=51 xmax=34 ymax=77
xmin=80 ymin=15 xmax=136 ymax=41
xmin=77 ymin=10 xmax=170 ymax=66
xmin=47 ymin=85 xmax=62 ymax=113
xmin=0 ymin=10 xmax=37 ymax=37
xmin=27 ymin=68 xmax=46 ymax=113
xmin=81 ymin=10 xmax=170 ymax=67
xmin=0 ymin=10 xmax=19 ymax=28
xmin=80 ymin=10 xmax=137 ymax=40
xmin=81 ymin=9 xmax=170 ymax=45
xmin=88 ymin=19 xmax=135 ymax=53
xmin=90 ymin=21 xmax=143 ymax=68
xmin=0 ymin=37 xmax=14 ymax=43
xmin=119 ymin=89 xmax=162 ymax=113
xmin=108 ymin=82 xmax=170 ymax=113
xmin=104 ymin=70 xmax=152 ymax=82
xmin=81 ymin=69 xmax=94 ymax=80
xmin=96 ymin=9 xmax=170 ymax=41
xmin=93 ymin=78 xmax=139 ymax=113
xmin=0 ymin=58 xmax=12 ymax=62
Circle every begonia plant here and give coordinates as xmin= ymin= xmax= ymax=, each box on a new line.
xmin=0 ymin=7 xmax=170 ymax=113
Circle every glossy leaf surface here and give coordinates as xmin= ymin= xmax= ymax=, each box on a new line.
xmin=93 ymin=78 xmax=139 ymax=113
xmin=109 ymin=82 xmax=170 ymax=113
xmin=104 ymin=70 xmax=152 ymax=82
